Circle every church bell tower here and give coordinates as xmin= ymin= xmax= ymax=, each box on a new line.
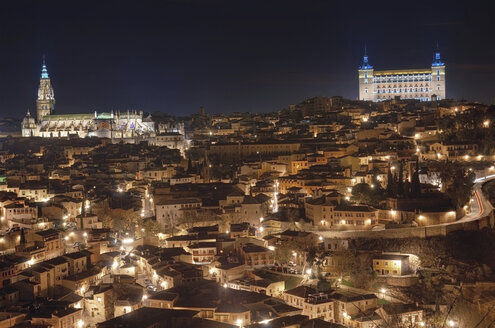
xmin=36 ymin=57 xmax=55 ymax=122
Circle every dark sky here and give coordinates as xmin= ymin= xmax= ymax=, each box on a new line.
xmin=0 ymin=0 xmax=494 ymax=117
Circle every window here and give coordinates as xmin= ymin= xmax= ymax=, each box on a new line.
xmin=437 ymin=69 xmax=440 ymax=75
xmin=365 ymin=88 xmax=368 ymax=94
xmin=437 ymin=76 xmax=440 ymax=81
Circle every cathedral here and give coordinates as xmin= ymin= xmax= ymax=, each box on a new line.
xmin=22 ymin=60 xmax=155 ymax=140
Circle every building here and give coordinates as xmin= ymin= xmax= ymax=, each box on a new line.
xmin=239 ymin=243 xmax=274 ymax=268
xmin=22 ymin=60 xmax=155 ymax=140
xmin=358 ymin=46 xmax=446 ymax=102
xmin=332 ymin=205 xmax=378 ymax=230
xmin=373 ymin=254 xmax=410 ymax=276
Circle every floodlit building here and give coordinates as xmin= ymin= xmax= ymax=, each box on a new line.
xmin=22 ymin=60 xmax=155 ymax=139
xmin=358 ymin=46 xmax=446 ymax=102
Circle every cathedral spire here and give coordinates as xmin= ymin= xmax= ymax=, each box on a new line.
xmin=37 ymin=56 xmax=55 ymax=121
xmin=41 ymin=55 xmax=49 ymax=79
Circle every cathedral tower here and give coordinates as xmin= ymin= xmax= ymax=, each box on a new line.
xmin=36 ymin=57 xmax=55 ymax=121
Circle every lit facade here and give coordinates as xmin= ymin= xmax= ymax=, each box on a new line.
xmin=22 ymin=61 xmax=155 ymax=139
xmin=358 ymin=48 xmax=446 ymax=102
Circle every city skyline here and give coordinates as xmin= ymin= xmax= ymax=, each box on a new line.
xmin=0 ymin=0 xmax=494 ymax=118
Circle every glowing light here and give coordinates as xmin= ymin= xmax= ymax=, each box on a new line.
xmin=83 ymin=232 xmax=87 ymax=237
xmin=0 ymin=216 xmax=4 ymax=221
xmin=380 ymin=288 xmax=386 ymax=294
xmin=118 ymin=188 xmax=123 ymax=193
xmin=223 ymin=283 xmax=227 ymax=288
xmin=122 ymin=238 xmax=134 ymax=244
xmin=419 ymin=322 xmax=425 ymax=327
xmin=64 ymin=236 xmax=69 ymax=241
xmin=464 ymin=155 xmax=470 ymax=160
xmin=77 ymin=320 xmax=84 ymax=328
xmin=305 ymin=268 xmax=312 ymax=275
xmin=391 ymin=166 xmax=396 ymax=170
xmin=318 ymin=236 xmax=323 ymax=241
xmin=390 ymin=210 xmax=396 ymax=216
xmin=484 ymin=120 xmax=490 ymax=128
xmin=112 ymin=261 xmax=119 ymax=269
xmin=292 ymin=252 xmax=297 ymax=257
xmin=414 ymin=133 xmax=420 ymax=139
xmin=209 ymin=268 xmax=215 ymax=275
xmin=160 ymin=281 xmax=168 ymax=288
xmin=340 ymin=220 xmax=346 ymax=224
xmin=28 ymin=258 xmax=35 ymax=266
xmin=259 ymin=217 xmax=264 ymax=222
xmin=236 ymin=319 xmax=243 ymax=327
xmin=268 ymin=246 xmax=275 ymax=251
xmin=142 ymin=294 xmax=148 ymax=301
xmin=448 ymin=320 xmax=455 ymax=327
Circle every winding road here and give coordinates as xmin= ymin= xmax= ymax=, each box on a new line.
xmin=314 ymin=175 xmax=495 ymax=239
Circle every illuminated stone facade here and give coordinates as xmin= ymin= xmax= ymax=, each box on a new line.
xmin=358 ymin=48 xmax=446 ymax=102
xmin=22 ymin=62 xmax=155 ymax=139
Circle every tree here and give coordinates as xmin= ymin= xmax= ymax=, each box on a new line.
xmin=386 ymin=164 xmax=399 ymax=198
xmin=411 ymin=160 xmax=421 ymax=197
xmin=430 ymin=161 xmax=475 ymax=209
xmin=351 ymin=183 xmax=386 ymax=207
xmin=397 ymin=161 xmax=404 ymax=197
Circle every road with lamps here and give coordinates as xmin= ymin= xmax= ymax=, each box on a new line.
xmin=313 ymin=174 xmax=495 ymax=239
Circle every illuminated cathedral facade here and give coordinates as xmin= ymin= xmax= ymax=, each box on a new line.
xmin=22 ymin=61 xmax=155 ymax=139
xmin=358 ymin=47 xmax=446 ymax=102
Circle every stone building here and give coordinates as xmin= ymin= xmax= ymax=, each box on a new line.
xmin=358 ymin=46 xmax=446 ymax=102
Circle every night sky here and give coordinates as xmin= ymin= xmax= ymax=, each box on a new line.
xmin=0 ymin=0 xmax=494 ymax=117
